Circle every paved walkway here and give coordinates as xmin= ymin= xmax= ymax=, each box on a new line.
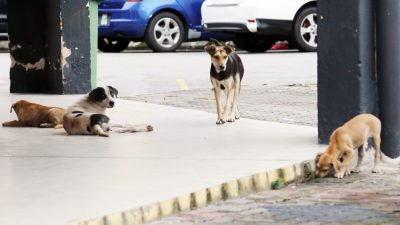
xmin=0 ymin=93 xmax=324 ymax=225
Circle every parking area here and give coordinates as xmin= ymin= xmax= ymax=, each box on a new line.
xmin=96 ymin=51 xmax=316 ymax=95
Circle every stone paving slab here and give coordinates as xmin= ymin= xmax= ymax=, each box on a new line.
xmin=122 ymin=85 xmax=317 ymax=127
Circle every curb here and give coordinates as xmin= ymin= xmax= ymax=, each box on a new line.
xmin=70 ymin=160 xmax=316 ymax=225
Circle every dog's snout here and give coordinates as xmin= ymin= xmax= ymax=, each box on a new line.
xmin=219 ymin=65 xmax=225 ymax=70
xmin=109 ymin=101 xmax=115 ymax=107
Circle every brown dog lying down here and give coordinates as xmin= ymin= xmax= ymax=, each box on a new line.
xmin=2 ymin=100 xmax=64 ymax=128
xmin=315 ymin=113 xmax=382 ymax=179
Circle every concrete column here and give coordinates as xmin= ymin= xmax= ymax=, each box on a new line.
xmin=317 ymin=0 xmax=377 ymax=143
xmin=7 ymin=0 xmax=97 ymax=94
xmin=376 ymin=0 xmax=400 ymax=158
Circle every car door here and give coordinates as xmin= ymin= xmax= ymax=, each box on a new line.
xmin=176 ymin=0 xmax=204 ymax=30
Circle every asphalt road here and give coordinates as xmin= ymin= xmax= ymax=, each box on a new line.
xmin=97 ymin=50 xmax=317 ymax=96
xmin=0 ymin=50 xmax=316 ymax=96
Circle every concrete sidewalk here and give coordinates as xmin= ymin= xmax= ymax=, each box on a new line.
xmin=0 ymin=93 xmax=324 ymax=225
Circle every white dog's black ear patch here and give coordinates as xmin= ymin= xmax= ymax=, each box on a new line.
xmin=88 ymin=87 xmax=107 ymax=102
xmin=107 ymin=86 xmax=118 ymax=98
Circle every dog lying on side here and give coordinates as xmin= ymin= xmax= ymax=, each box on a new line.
xmin=205 ymin=40 xmax=244 ymax=124
xmin=63 ymin=86 xmax=153 ymax=137
xmin=315 ymin=113 xmax=382 ymax=178
xmin=2 ymin=100 xmax=64 ymax=128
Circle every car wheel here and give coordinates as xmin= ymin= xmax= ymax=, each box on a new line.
xmin=293 ymin=6 xmax=317 ymax=52
xmin=98 ymin=37 xmax=130 ymax=52
xmin=145 ymin=12 xmax=185 ymax=52
xmin=233 ymin=34 xmax=275 ymax=53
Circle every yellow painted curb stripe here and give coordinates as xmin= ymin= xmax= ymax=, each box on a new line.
xmin=70 ymin=160 xmax=315 ymax=225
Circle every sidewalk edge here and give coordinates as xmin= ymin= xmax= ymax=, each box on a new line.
xmin=70 ymin=160 xmax=316 ymax=225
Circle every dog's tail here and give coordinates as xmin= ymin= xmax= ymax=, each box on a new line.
xmin=9 ymin=103 xmax=15 ymax=113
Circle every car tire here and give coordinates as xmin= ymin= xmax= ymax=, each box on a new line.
xmin=292 ymin=6 xmax=317 ymax=52
xmin=233 ymin=34 xmax=275 ymax=53
xmin=145 ymin=12 xmax=185 ymax=52
xmin=98 ymin=37 xmax=130 ymax=53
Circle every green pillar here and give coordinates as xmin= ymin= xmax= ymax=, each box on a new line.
xmin=90 ymin=0 xmax=98 ymax=89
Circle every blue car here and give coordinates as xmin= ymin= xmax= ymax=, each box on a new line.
xmin=98 ymin=0 xmax=228 ymax=52
xmin=0 ymin=0 xmax=7 ymax=40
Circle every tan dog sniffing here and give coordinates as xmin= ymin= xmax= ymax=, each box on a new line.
xmin=2 ymin=100 xmax=64 ymax=128
xmin=315 ymin=114 xmax=382 ymax=178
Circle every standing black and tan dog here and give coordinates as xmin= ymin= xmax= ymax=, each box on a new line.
xmin=205 ymin=40 xmax=244 ymax=124
xmin=63 ymin=86 xmax=153 ymax=137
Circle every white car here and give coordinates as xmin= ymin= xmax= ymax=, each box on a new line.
xmin=201 ymin=0 xmax=317 ymax=52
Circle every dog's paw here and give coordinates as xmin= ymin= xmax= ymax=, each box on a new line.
xmin=227 ymin=116 xmax=235 ymax=123
xmin=334 ymin=172 xmax=344 ymax=179
xmin=221 ymin=115 xmax=235 ymax=123
xmin=344 ymin=170 xmax=351 ymax=176
xmin=235 ymin=114 xmax=240 ymax=120
xmin=99 ymin=132 xmax=110 ymax=137
xmin=372 ymin=168 xmax=381 ymax=173
xmin=216 ymin=119 xmax=225 ymax=125
xmin=351 ymin=168 xmax=361 ymax=173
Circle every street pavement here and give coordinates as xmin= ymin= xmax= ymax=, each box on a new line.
xmin=138 ymin=83 xmax=400 ymax=225
xmin=96 ymin=51 xmax=317 ymax=96
xmin=1 ymin=50 xmax=399 ymax=225
xmin=123 ymin=84 xmax=317 ymax=127
xmin=129 ymin=78 xmax=400 ymax=225
xmin=0 ymin=51 xmax=324 ymax=225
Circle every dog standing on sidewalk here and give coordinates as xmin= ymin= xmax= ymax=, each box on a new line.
xmin=63 ymin=86 xmax=153 ymax=137
xmin=315 ymin=114 xmax=382 ymax=178
xmin=205 ymin=40 xmax=244 ymax=124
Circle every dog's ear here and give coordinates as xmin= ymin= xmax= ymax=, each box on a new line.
xmin=209 ymin=38 xmax=223 ymax=46
xmin=88 ymin=87 xmax=106 ymax=102
xmin=223 ymin=43 xmax=235 ymax=54
xmin=107 ymin=86 xmax=118 ymax=98
xmin=204 ymin=44 xmax=216 ymax=55
xmin=315 ymin=152 xmax=323 ymax=164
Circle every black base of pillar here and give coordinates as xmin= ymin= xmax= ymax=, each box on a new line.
xmin=377 ymin=0 xmax=400 ymax=158
xmin=317 ymin=0 xmax=377 ymax=144
xmin=7 ymin=1 xmax=58 ymax=93
xmin=7 ymin=0 xmax=92 ymax=94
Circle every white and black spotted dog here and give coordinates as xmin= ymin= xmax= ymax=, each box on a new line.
xmin=63 ymin=86 xmax=153 ymax=137
xmin=205 ymin=40 xmax=244 ymax=124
